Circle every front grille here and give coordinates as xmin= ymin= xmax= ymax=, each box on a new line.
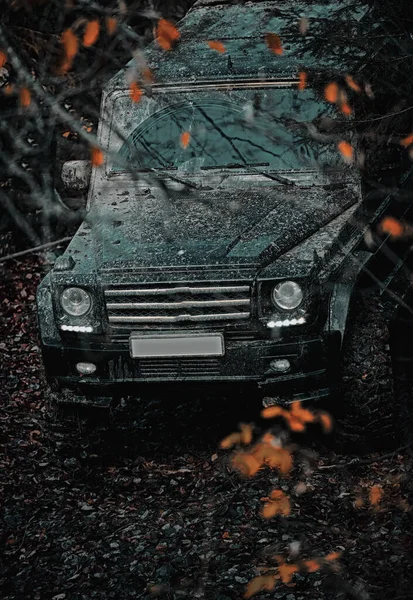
xmin=104 ymin=282 xmax=251 ymax=329
xmin=139 ymin=357 xmax=221 ymax=378
xmin=109 ymin=356 xmax=222 ymax=378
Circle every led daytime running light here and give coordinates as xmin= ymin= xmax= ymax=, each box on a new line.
xmin=61 ymin=325 xmax=93 ymax=333
xmin=267 ymin=317 xmax=306 ymax=328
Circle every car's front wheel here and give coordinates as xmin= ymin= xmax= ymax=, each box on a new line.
xmin=336 ymin=287 xmax=412 ymax=454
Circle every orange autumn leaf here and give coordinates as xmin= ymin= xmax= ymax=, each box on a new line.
xmin=19 ymin=87 xmax=31 ymax=108
xmin=244 ymin=575 xmax=276 ymax=598
xmin=207 ymin=40 xmax=226 ymax=53
xmin=91 ymin=147 xmax=104 ymax=166
xmin=380 ymin=217 xmax=403 ymax=238
xmin=341 ymin=102 xmax=352 ymax=116
xmin=83 ymin=20 xmax=100 ymax=47
xmin=219 ymin=432 xmax=242 ymax=449
xmin=345 ymin=74 xmax=361 ymax=93
xmin=263 ymin=401 xmax=317 ymax=433
xmin=319 ymin=411 xmax=333 ymax=433
xmin=298 ymin=71 xmax=307 ymax=91
xmin=304 ymin=560 xmax=320 ymax=573
xmin=290 ymin=401 xmax=314 ymax=423
xmin=251 ymin=442 xmax=270 ymax=463
xmin=337 ymin=140 xmax=353 ymax=162
xmin=0 ymin=51 xmax=7 ymax=68
xmin=62 ymin=131 xmax=71 ymax=138
xmin=156 ymin=19 xmax=180 ymax=51
xmin=325 ymin=551 xmax=342 ymax=562
xmin=400 ymin=133 xmax=413 ymax=147
xmin=60 ymin=28 xmax=78 ymax=72
xmin=261 ymin=405 xmax=286 ymax=419
xmin=277 ymin=563 xmax=298 ymax=584
xmin=286 ymin=415 xmax=306 ymax=432
xmin=369 ymin=485 xmax=383 ymax=506
xmin=267 ymin=448 xmax=292 ymax=474
xmin=270 ymin=489 xmax=288 ymax=500
xmin=285 ymin=401 xmax=315 ymax=432
xmin=129 ymin=81 xmax=142 ymax=103
xmin=180 ymin=131 xmax=191 ymax=149
xmin=261 ymin=502 xmax=279 ymax=519
xmin=62 ymin=28 xmax=78 ymax=59
xmin=231 ymin=452 xmax=261 ymax=477
xmin=252 ymin=444 xmax=292 ymax=474
xmin=261 ymin=489 xmax=291 ymax=518
xmin=265 ymin=33 xmax=283 ymax=55
xmin=324 ymin=82 xmax=339 ymax=103
xmin=106 ymin=16 xmax=117 ymax=36
xmin=240 ymin=423 xmax=253 ymax=445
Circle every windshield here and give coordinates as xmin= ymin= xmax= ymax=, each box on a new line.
xmin=113 ymin=87 xmax=350 ymax=175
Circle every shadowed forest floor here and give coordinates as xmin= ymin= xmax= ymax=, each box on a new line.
xmin=1 ymin=256 xmax=412 ymax=600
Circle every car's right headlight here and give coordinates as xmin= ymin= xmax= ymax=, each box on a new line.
xmin=60 ymin=287 xmax=92 ymax=317
xmin=271 ymin=280 xmax=303 ymax=311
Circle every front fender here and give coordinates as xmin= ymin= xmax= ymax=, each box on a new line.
xmin=325 ymin=250 xmax=372 ymax=349
xmin=36 ymin=273 xmax=61 ymax=345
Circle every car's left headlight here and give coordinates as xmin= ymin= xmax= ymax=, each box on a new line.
xmin=60 ymin=287 xmax=92 ymax=317
xmin=271 ymin=280 xmax=303 ymax=311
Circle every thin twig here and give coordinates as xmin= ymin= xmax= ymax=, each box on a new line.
xmin=0 ymin=236 xmax=72 ymax=263
xmin=13 ymin=514 xmax=37 ymax=554
xmin=318 ymin=443 xmax=412 ymax=469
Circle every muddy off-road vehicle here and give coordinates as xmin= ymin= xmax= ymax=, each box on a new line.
xmin=37 ymin=0 xmax=413 ymax=446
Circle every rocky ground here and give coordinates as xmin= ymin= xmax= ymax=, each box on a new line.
xmin=1 ymin=255 xmax=413 ymax=600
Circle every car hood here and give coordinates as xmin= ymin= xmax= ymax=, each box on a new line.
xmin=90 ymin=179 xmax=359 ymax=272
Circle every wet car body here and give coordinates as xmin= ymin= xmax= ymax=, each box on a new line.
xmin=36 ymin=0 xmax=403 ymax=405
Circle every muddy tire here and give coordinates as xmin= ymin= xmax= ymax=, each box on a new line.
xmin=389 ymin=290 xmax=413 ymax=453
xmin=336 ymin=289 xmax=409 ymax=454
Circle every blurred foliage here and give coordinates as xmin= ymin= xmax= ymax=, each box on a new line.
xmin=1 ymin=0 xmax=413 ymax=247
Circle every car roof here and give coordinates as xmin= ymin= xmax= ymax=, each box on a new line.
xmin=106 ymin=1 xmax=372 ymax=92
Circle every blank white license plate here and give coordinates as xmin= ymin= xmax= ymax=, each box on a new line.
xmin=129 ymin=333 xmax=225 ymax=358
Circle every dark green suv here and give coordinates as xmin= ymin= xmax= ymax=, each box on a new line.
xmin=36 ymin=0 xmax=413 ymax=444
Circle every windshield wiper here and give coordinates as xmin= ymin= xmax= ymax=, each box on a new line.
xmin=138 ymin=168 xmax=210 ymax=192
xmin=201 ymin=162 xmax=270 ymax=170
xmin=202 ymin=162 xmax=296 ymax=186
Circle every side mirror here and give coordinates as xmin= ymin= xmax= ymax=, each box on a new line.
xmin=61 ymin=160 xmax=92 ymax=192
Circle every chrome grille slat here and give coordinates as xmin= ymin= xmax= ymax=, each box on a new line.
xmin=105 ymin=282 xmax=252 ymax=329
xmin=105 ymin=285 xmax=250 ymax=297
xmin=106 ymin=298 xmax=250 ymax=310
xmin=108 ymin=312 xmax=250 ymax=323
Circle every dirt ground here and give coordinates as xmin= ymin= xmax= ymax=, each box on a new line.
xmin=1 ymin=256 xmax=412 ymax=600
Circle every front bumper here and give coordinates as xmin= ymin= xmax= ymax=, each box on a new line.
xmin=41 ymin=333 xmax=340 ymax=402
